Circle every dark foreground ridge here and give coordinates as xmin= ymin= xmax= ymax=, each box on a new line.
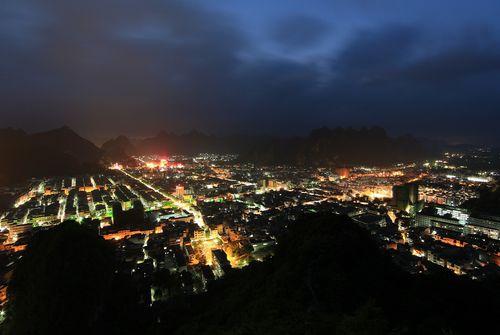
xmin=3 ymin=221 xmax=148 ymax=335
xmin=2 ymin=214 xmax=498 ymax=335
xmin=158 ymin=214 xmax=499 ymax=335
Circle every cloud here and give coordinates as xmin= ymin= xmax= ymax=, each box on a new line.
xmin=1 ymin=0 xmax=500 ymax=143
xmin=395 ymin=46 xmax=500 ymax=82
xmin=0 ymin=0 xmax=248 ymax=133
xmin=270 ymin=15 xmax=330 ymax=50
xmin=332 ymin=25 xmax=420 ymax=83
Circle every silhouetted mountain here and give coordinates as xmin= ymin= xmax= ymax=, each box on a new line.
xmin=137 ymin=130 xmax=262 ymax=156
xmin=30 ymin=126 xmax=101 ymax=163
xmin=101 ymin=135 xmax=138 ymax=162
xmin=241 ymin=126 xmax=435 ymax=166
xmin=0 ymin=126 xmax=102 ymax=185
xmin=102 ymin=131 xmax=266 ymax=159
xmin=139 ymin=130 xmax=217 ymax=155
xmin=104 ymin=126 xmax=437 ymax=166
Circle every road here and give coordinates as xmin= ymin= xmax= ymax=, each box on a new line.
xmin=114 ymin=168 xmax=206 ymax=228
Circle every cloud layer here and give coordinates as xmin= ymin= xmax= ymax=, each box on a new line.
xmin=1 ymin=0 xmax=500 ymax=143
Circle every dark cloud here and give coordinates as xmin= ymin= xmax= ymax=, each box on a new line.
xmin=1 ymin=0 xmax=500 ymax=144
xmin=396 ymin=46 xmax=500 ymax=82
xmin=330 ymin=24 xmax=500 ymax=86
xmin=271 ymin=15 xmax=330 ymax=49
xmin=0 ymin=0 xmax=248 ymax=135
xmin=333 ymin=25 xmax=420 ymax=83
xmin=321 ymin=24 xmax=500 ymax=141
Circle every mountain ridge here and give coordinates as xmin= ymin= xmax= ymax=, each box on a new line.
xmin=102 ymin=126 xmax=440 ymax=166
xmin=0 ymin=126 xmax=102 ymax=185
xmin=0 ymin=125 xmax=448 ymax=186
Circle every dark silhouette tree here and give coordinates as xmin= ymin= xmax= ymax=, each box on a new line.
xmin=5 ymin=221 xmax=114 ymax=334
xmin=463 ymin=182 xmax=500 ymax=215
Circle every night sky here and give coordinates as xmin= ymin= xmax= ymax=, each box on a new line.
xmin=2 ymin=0 xmax=500 ymax=144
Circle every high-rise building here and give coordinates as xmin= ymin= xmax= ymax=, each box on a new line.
xmin=132 ymin=199 xmax=145 ymax=221
xmin=392 ymin=182 xmax=420 ymax=213
xmin=211 ymin=249 xmax=231 ymax=277
xmin=112 ymin=202 xmax=123 ymax=224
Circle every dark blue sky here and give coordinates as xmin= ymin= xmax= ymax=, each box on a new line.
xmin=1 ymin=0 xmax=500 ymax=144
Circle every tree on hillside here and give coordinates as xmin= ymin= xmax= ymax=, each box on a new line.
xmin=5 ymin=221 xmax=114 ymax=334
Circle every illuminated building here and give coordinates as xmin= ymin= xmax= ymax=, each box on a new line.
xmin=193 ymin=229 xmax=206 ymax=240
xmin=416 ymin=205 xmax=500 ymax=240
xmin=146 ymin=162 xmax=158 ymax=169
xmin=260 ymin=179 xmax=283 ymax=191
xmin=174 ymin=185 xmax=185 ymax=198
xmin=425 ymin=248 xmax=471 ymax=275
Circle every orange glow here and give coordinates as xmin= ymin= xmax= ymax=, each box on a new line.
xmin=359 ymin=186 xmax=392 ymax=199
xmin=412 ymin=248 xmax=426 ymax=257
xmin=336 ymin=167 xmax=350 ymax=179
xmin=387 ymin=242 xmax=398 ymax=250
xmin=493 ymin=254 xmax=500 ymax=267
xmin=110 ymin=163 xmax=123 ymax=170
xmin=432 ymin=235 xmax=467 ymax=248
xmin=0 ymin=285 xmax=8 ymax=306
xmin=102 ymin=228 xmax=156 ymax=240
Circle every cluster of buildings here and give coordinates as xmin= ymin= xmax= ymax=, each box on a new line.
xmin=0 ymin=150 xmax=499 ymax=310
xmin=415 ymin=205 xmax=500 ymax=240
xmin=384 ymin=179 xmax=499 ymax=278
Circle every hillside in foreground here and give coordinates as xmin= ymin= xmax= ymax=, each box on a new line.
xmin=154 ymin=214 xmax=498 ymax=335
xmin=3 ymin=214 xmax=499 ymax=334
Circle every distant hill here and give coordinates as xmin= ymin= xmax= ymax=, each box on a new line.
xmin=0 ymin=125 xmax=439 ymax=185
xmin=0 ymin=126 xmax=102 ymax=185
xmin=101 ymin=131 xmax=266 ymax=159
xmin=102 ymin=126 xmax=437 ymax=166
xmin=139 ymin=130 xmax=221 ymax=155
xmin=101 ymin=135 xmax=138 ymax=162
xmin=241 ymin=126 xmax=433 ymax=166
